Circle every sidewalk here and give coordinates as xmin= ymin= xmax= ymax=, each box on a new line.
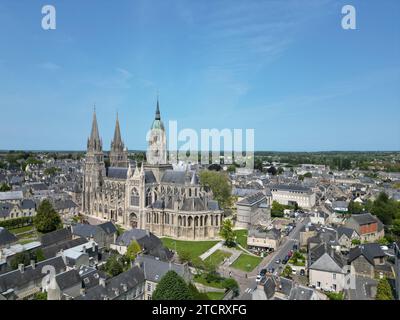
xmin=199 ymin=241 xmax=224 ymax=260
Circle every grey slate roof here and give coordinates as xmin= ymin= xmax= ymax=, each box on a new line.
xmin=0 ymin=191 xmax=23 ymax=201
xmin=116 ymin=229 xmax=173 ymax=261
xmin=349 ymin=213 xmax=379 ymax=226
xmin=181 ymin=198 xmax=206 ymax=211
xmin=236 ymin=192 xmax=266 ymax=206
xmin=97 ymin=221 xmax=117 ymax=235
xmin=42 ymin=237 xmax=88 ymax=260
xmin=348 ymin=243 xmax=385 ymax=265
xmin=135 ymin=254 xmax=189 ymax=283
xmin=20 ymin=199 xmax=36 ymax=210
xmin=0 ymin=203 xmax=12 ymax=219
xmin=76 ymin=266 xmax=145 ymax=300
xmin=144 ymin=171 xmax=157 ymax=183
xmin=0 ymin=256 xmax=66 ymax=293
xmin=0 ymin=227 xmax=18 ymax=247
xmin=289 ymin=286 xmax=315 ymax=300
xmin=107 ymin=167 xmax=128 ymax=180
xmin=55 ymin=269 xmax=81 ymax=290
xmin=270 ymin=184 xmax=311 ymax=193
xmin=40 ymin=228 xmax=72 ymax=247
xmin=337 ymin=226 xmax=357 ymax=239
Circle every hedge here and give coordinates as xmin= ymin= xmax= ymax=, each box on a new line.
xmin=0 ymin=216 xmax=34 ymax=229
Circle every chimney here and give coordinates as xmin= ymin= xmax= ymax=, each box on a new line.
xmin=30 ymin=259 xmax=36 ymax=269
xmin=99 ymin=278 xmax=106 ymax=288
xmin=113 ymin=288 xmax=120 ymax=297
xmin=82 ymin=245 xmax=86 ymax=253
xmin=122 ymin=283 xmax=128 ymax=292
xmin=92 ymin=241 xmax=96 ymax=251
xmin=18 ymin=264 xmax=25 ymax=273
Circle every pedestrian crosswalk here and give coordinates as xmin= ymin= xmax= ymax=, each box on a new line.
xmin=244 ymin=287 xmax=253 ymax=293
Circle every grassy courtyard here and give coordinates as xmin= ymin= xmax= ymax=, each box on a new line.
xmin=204 ymin=250 xmax=232 ymax=266
xmin=161 ymin=238 xmax=219 ymax=261
xmin=231 ymin=253 xmax=262 ymax=272
xmin=234 ymin=229 xmax=248 ymax=248
xmin=206 ymin=291 xmax=225 ymax=300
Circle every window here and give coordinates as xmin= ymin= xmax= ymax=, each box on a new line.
xmin=317 ymin=281 xmax=321 ymax=288
xmin=147 ymin=283 xmax=152 ymax=292
xmin=333 ymin=284 xmax=337 ymax=291
xmin=333 ymin=273 xmax=336 ymax=280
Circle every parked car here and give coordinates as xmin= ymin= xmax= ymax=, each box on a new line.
xmin=256 ymin=275 xmax=263 ymax=283
xmin=259 ymin=268 xmax=267 ymax=277
xmin=282 ymin=256 xmax=289 ymax=264
xmin=291 ymin=268 xmax=297 ymax=275
xmin=300 ymin=269 xmax=305 ymax=276
xmin=293 ymin=244 xmax=298 ymax=251
xmin=275 ymin=258 xmax=281 ymax=264
xmin=268 ymin=267 xmax=275 ymax=274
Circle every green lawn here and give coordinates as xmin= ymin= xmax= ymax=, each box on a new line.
xmin=18 ymin=239 xmax=36 ymax=245
xmin=234 ymin=229 xmax=248 ymax=248
xmin=206 ymin=291 xmax=225 ymax=300
xmin=204 ymin=250 xmax=231 ymax=266
xmin=194 ymin=274 xmax=225 ymax=289
xmin=9 ymin=225 xmax=35 ymax=234
xmin=231 ymin=253 xmax=262 ymax=272
xmin=161 ymin=238 xmax=219 ymax=261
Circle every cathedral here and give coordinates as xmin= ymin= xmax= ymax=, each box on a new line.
xmin=82 ymin=99 xmax=224 ymax=240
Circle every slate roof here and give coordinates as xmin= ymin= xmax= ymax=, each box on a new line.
xmin=75 ymin=266 xmax=145 ymax=300
xmin=309 ymin=252 xmax=344 ymax=273
xmin=97 ymin=222 xmax=117 ymax=235
xmin=107 ymin=167 xmax=128 ymax=180
xmin=144 ymin=171 xmax=157 ymax=184
xmin=270 ymin=184 xmax=311 ymax=193
xmin=0 ymin=256 xmax=66 ymax=293
xmin=289 ymin=286 xmax=315 ymax=300
xmin=40 ymin=228 xmax=72 ymax=247
xmin=350 ymin=213 xmax=379 ymax=225
xmin=337 ymin=226 xmax=357 ymax=239
xmin=181 ymin=198 xmax=206 ymax=211
xmin=207 ymin=200 xmax=220 ymax=211
xmin=236 ymin=192 xmax=266 ymax=206
xmin=20 ymin=199 xmax=36 ymax=210
xmin=0 ymin=227 xmax=18 ymax=247
xmin=42 ymin=237 xmax=88 ymax=260
xmin=0 ymin=203 xmax=12 ymax=219
xmin=0 ymin=191 xmax=23 ymax=201
xmin=116 ymin=229 xmax=173 ymax=261
xmin=135 ymin=254 xmax=189 ymax=283
xmin=348 ymin=243 xmax=385 ymax=265
xmin=161 ymin=170 xmax=186 ymax=184
xmin=53 ymin=199 xmax=78 ymax=211
xmin=55 ymin=269 xmax=81 ymax=290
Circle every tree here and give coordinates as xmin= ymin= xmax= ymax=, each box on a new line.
xmin=281 ymin=265 xmax=292 ymax=278
xmin=188 ymin=282 xmax=209 ymax=300
xmin=271 ymin=201 xmax=285 ymax=218
xmin=375 ymin=277 xmax=394 ymax=300
xmin=178 ymin=250 xmax=192 ymax=264
xmin=348 ymin=201 xmax=364 ymax=214
xmin=0 ymin=183 xmax=11 ymax=192
xmin=267 ymin=166 xmax=277 ymax=176
xmin=303 ymin=172 xmax=312 ymax=178
xmin=199 ymin=170 xmax=233 ymax=209
xmin=222 ymin=278 xmax=239 ymax=297
xmin=33 ymin=200 xmax=62 ymax=233
xmin=152 ymin=270 xmax=193 ymax=300
xmin=326 ymin=292 xmax=344 ymax=300
xmin=102 ymin=255 xmax=124 ymax=277
xmin=219 ymin=219 xmax=235 ymax=247
xmin=125 ymin=240 xmax=142 ymax=261
xmin=33 ymin=291 xmax=47 ymax=300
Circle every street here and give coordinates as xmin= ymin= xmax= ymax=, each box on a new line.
xmin=237 ymin=216 xmax=310 ymax=299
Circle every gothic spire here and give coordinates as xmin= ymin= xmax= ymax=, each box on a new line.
xmin=112 ymin=112 xmax=122 ymax=146
xmin=155 ymin=96 xmax=160 ymax=120
xmin=88 ymin=106 xmax=102 ymax=152
xmin=90 ymin=107 xmax=100 ymax=143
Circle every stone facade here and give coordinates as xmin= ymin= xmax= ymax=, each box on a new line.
xmin=82 ymin=100 xmax=223 ymax=240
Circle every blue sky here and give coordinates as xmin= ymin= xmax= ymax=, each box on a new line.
xmin=0 ymin=0 xmax=399 ymax=151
